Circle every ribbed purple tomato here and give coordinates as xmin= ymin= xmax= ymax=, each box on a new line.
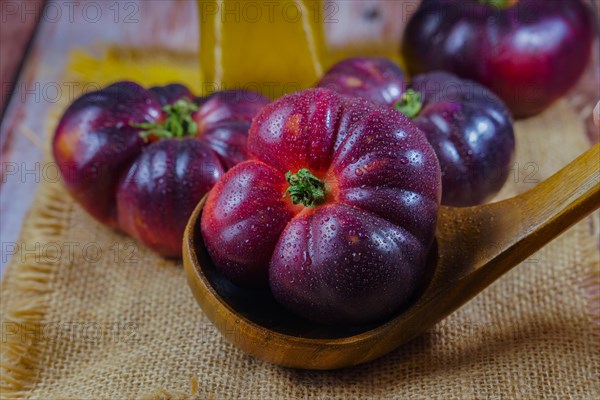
xmin=408 ymin=71 xmax=515 ymax=206
xmin=317 ymin=57 xmax=407 ymax=107
xmin=318 ymin=57 xmax=515 ymax=206
xmin=201 ymin=88 xmax=441 ymax=326
xmin=401 ymin=0 xmax=595 ymax=118
xmin=53 ymin=81 xmax=268 ymax=257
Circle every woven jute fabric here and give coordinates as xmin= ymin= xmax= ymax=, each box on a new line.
xmin=1 ymin=49 xmax=599 ymax=399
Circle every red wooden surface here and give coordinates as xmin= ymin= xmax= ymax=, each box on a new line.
xmin=0 ymin=0 xmax=598 ymax=276
xmin=0 ymin=0 xmax=44 ymax=116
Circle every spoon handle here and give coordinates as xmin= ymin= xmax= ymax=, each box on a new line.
xmin=465 ymin=143 xmax=600 ymax=283
xmin=513 ymin=142 xmax=599 ymax=249
xmin=430 ymin=143 xmax=599 ymax=336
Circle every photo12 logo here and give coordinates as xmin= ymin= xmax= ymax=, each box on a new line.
xmin=198 ymin=0 xmax=339 ymax=24
xmin=2 ymin=81 xmax=102 ymax=106
xmin=1 ymin=1 xmax=139 ymax=24
xmin=1 ymin=241 xmax=139 ymax=265
xmin=1 ymin=321 xmax=138 ymax=344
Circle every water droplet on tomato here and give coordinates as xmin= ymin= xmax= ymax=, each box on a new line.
xmin=302 ymin=251 xmax=311 ymax=267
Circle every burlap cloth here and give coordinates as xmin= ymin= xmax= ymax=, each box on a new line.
xmin=1 ymin=49 xmax=599 ymax=399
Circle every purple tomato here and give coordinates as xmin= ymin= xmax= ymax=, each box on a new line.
xmin=401 ymin=0 xmax=595 ymax=117
xmin=319 ymin=58 xmax=515 ymax=206
xmin=53 ymin=81 xmax=268 ymax=257
xmin=201 ymin=88 xmax=441 ymax=325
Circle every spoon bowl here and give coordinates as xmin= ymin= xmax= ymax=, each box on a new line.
xmin=184 ymin=144 xmax=599 ymax=370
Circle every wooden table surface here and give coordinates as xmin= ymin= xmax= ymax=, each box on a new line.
xmin=1 ymin=0 xmax=598 ymax=276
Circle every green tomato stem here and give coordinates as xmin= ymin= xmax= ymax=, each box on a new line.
xmin=284 ymin=169 xmax=326 ymax=207
xmin=478 ymin=0 xmax=516 ymax=9
xmin=394 ymin=89 xmax=423 ymax=119
xmin=131 ymin=98 xmax=199 ymax=141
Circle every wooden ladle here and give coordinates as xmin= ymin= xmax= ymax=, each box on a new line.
xmin=183 ymin=143 xmax=599 ymax=370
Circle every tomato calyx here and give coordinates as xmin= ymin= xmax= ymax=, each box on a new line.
xmin=478 ymin=0 xmax=517 ymax=9
xmin=131 ymin=98 xmax=199 ymax=142
xmin=284 ymin=169 xmax=326 ymax=207
xmin=394 ymin=89 xmax=423 ymax=119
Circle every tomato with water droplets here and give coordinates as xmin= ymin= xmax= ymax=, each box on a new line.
xmin=318 ymin=58 xmax=515 ymax=207
xmin=201 ymin=88 xmax=441 ymax=326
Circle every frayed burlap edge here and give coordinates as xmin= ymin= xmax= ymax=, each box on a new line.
xmin=140 ymin=377 xmax=211 ymax=400
xmin=0 ymin=46 xmax=203 ymax=400
xmin=0 ymin=179 xmax=72 ymax=398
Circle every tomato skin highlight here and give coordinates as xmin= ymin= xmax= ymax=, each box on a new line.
xmin=53 ymin=81 xmax=269 ymax=257
xmin=201 ymin=88 xmax=441 ymax=325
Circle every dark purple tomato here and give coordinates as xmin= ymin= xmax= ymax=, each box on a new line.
xmin=318 ymin=57 xmax=515 ymax=206
xmin=201 ymin=88 xmax=441 ymax=325
xmin=410 ymin=71 xmax=515 ymax=206
xmin=53 ymin=81 xmax=269 ymax=257
xmin=53 ymin=81 xmax=159 ymax=228
xmin=149 ymin=83 xmax=192 ymax=106
xmin=116 ymin=139 xmax=224 ymax=257
xmin=317 ymin=57 xmax=407 ymax=107
xmin=194 ymin=90 xmax=271 ymax=169
xmin=401 ymin=0 xmax=595 ymax=118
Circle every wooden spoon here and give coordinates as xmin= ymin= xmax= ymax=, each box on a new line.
xmin=183 ymin=143 xmax=600 ymax=370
